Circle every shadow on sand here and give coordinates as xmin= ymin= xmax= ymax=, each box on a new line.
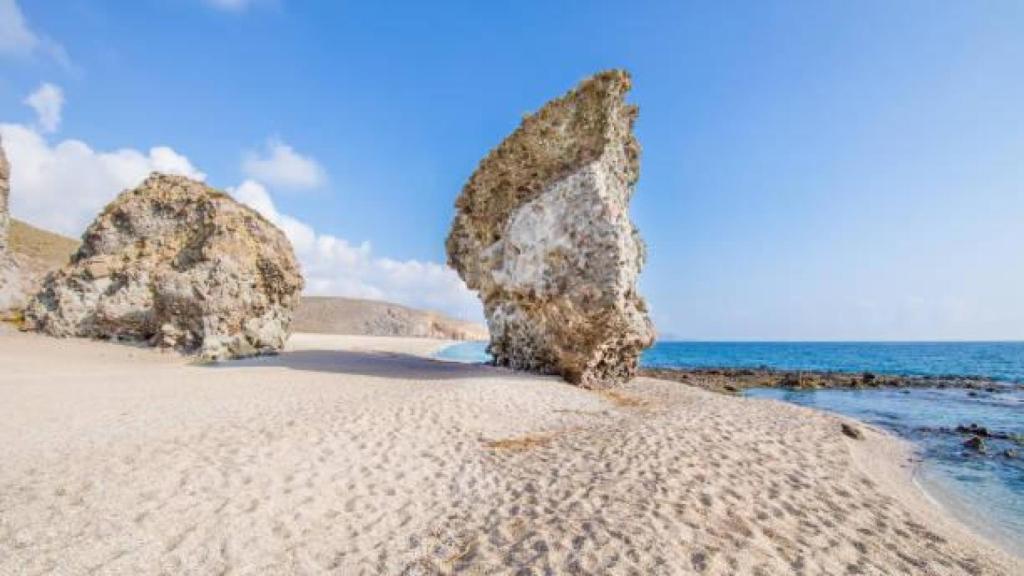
xmin=208 ymin=349 xmax=504 ymax=381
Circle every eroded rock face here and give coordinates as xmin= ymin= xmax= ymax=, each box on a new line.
xmin=25 ymin=173 xmax=304 ymax=359
xmin=446 ymin=70 xmax=655 ymax=387
xmin=0 ymin=135 xmax=9 ymax=253
xmin=0 ymin=136 xmax=21 ymax=315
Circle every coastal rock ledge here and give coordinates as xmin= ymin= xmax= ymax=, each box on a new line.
xmin=446 ymin=70 xmax=655 ymax=387
xmin=25 ymin=173 xmax=304 ymax=359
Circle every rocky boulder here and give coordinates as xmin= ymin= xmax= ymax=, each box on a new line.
xmin=446 ymin=70 xmax=655 ymax=387
xmin=25 ymin=173 xmax=304 ymax=359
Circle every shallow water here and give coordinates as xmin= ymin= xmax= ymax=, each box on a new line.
xmin=435 ymin=340 xmax=1024 ymax=549
xmin=745 ymin=387 xmax=1024 ymax=550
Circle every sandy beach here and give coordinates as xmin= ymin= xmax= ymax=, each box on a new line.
xmin=0 ymin=330 xmax=1020 ymax=575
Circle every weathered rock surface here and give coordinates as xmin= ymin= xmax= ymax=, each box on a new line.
xmin=446 ymin=70 xmax=655 ymax=387
xmin=1 ymin=218 xmax=79 ymax=320
xmin=25 ymin=173 xmax=304 ymax=359
xmin=0 ymin=135 xmax=9 ymax=254
xmin=0 ymin=136 xmax=21 ymax=315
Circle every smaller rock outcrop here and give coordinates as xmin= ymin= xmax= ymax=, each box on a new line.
xmin=25 ymin=173 xmax=304 ymax=359
xmin=963 ymin=435 xmax=987 ymax=453
xmin=840 ymin=422 xmax=864 ymax=440
xmin=446 ymin=70 xmax=655 ymax=387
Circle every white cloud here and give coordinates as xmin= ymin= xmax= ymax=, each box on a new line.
xmin=0 ymin=123 xmax=205 ymax=236
xmin=230 ymin=180 xmax=483 ymax=321
xmin=242 ymin=139 xmax=327 ymax=190
xmin=24 ymin=83 xmax=64 ymax=133
xmin=0 ymin=0 xmax=70 ymax=67
xmin=0 ymin=117 xmax=481 ymax=321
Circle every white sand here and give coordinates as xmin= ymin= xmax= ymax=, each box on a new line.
xmin=0 ymin=331 xmax=1019 ymax=575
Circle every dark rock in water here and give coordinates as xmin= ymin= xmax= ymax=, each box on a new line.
xmin=641 ymin=365 xmax=1011 ymax=395
xmin=963 ymin=436 xmax=987 ymax=453
xmin=956 ymin=423 xmax=990 ymax=437
xmin=780 ymin=372 xmax=821 ymax=389
xmin=841 ymin=422 xmax=864 ymax=440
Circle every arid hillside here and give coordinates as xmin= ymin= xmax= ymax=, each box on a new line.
xmin=10 ymin=219 xmax=79 ymax=274
xmin=293 ymin=296 xmax=487 ymax=341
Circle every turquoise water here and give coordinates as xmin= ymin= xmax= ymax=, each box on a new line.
xmin=436 ymin=341 xmax=1024 ymax=382
xmin=435 ymin=340 xmax=1024 ymax=549
xmin=644 ymin=341 xmax=1024 ymax=383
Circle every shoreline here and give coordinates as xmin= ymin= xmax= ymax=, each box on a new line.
xmin=440 ymin=341 xmax=1024 ymax=564
xmin=1 ymin=331 xmax=1020 ymax=573
xmin=912 ymin=458 xmax=1024 ymax=559
xmin=826 ymin=414 xmax=1023 ymax=563
xmin=433 ymin=341 xmax=1024 ymax=392
xmin=821 ymin=406 xmax=1023 ymax=561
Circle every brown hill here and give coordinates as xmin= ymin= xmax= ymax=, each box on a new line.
xmin=292 ymin=296 xmax=487 ymax=341
xmin=10 ymin=219 xmax=79 ymax=270
xmin=2 ymin=220 xmax=78 ymax=318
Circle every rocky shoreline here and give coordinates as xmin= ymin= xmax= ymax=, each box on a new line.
xmin=642 ymin=366 xmax=1024 ymax=466
xmin=640 ymin=365 xmax=1023 ymax=395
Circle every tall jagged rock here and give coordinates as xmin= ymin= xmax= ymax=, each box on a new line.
xmin=446 ymin=70 xmax=655 ymax=387
xmin=25 ymin=173 xmax=304 ymax=359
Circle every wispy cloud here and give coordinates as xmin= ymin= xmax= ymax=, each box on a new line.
xmin=24 ymin=83 xmax=64 ymax=133
xmin=242 ymin=138 xmax=327 ymax=190
xmin=0 ymin=0 xmax=71 ymax=68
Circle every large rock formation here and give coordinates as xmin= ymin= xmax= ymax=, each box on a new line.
xmin=25 ymin=173 xmax=304 ymax=359
xmin=446 ymin=70 xmax=655 ymax=387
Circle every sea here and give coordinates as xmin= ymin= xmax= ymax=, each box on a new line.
xmin=435 ymin=340 xmax=1024 ymax=551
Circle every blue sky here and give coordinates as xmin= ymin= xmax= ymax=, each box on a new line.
xmin=1 ymin=0 xmax=1022 ymax=340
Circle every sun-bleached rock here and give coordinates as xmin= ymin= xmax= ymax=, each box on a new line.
xmin=0 ymin=136 xmax=22 ymax=316
xmin=446 ymin=70 xmax=655 ymax=387
xmin=25 ymin=173 xmax=304 ymax=359
xmin=0 ymin=135 xmax=9 ymax=254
